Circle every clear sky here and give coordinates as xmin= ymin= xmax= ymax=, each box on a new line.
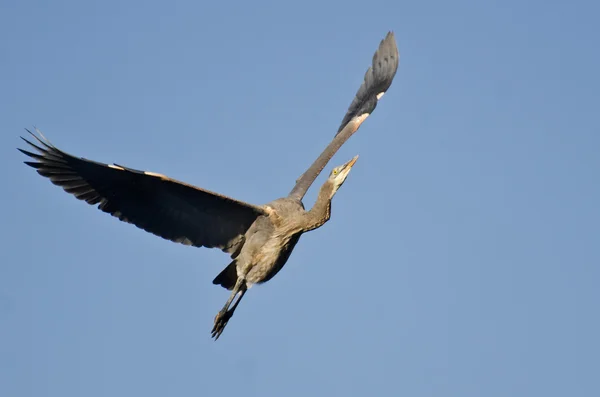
xmin=1 ymin=0 xmax=599 ymax=396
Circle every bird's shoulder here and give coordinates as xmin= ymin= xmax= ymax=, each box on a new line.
xmin=262 ymin=197 xmax=305 ymax=216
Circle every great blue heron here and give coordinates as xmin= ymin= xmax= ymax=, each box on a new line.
xmin=18 ymin=32 xmax=399 ymax=339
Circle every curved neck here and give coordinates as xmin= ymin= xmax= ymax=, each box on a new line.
xmin=302 ymin=180 xmax=334 ymax=232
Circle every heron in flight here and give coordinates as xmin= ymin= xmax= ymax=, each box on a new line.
xmin=18 ymin=32 xmax=399 ymax=339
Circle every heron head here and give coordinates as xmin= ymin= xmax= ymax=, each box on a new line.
xmin=328 ymin=155 xmax=359 ymax=196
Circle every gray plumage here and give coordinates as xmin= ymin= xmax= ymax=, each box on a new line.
xmin=18 ymin=32 xmax=399 ymax=340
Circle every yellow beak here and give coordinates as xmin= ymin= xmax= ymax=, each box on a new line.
xmin=345 ymin=155 xmax=359 ymax=169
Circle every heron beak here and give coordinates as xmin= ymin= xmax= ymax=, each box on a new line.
xmin=344 ymin=155 xmax=359 ymax=169
xmin=336 ymin=155 xmax=359 ymax=182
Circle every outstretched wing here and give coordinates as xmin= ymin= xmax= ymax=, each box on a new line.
xmin=18 ymin=129 xmax=266 ymax=255
xmin=289 ymin=32 xmax=399 ymax=200
xmin=336 ymin=31 xmax=399 ymax=136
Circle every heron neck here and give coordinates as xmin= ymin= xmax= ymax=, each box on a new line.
xmin=302 ymin=181 xmax=334 ymax=232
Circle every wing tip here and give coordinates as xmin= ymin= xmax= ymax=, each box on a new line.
xmin=335 ymin=31 xmax=399 ymax=136
xmin=20 ymin=126 xmax=56 ymax=153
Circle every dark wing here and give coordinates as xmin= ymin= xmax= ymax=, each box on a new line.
xmin=335 ymin=31 xmax=399 ymax=136
xmin=18 ymin=129 xmax=267 ymax=255
xmin=289 ymin=32 xmax=399 ymax=200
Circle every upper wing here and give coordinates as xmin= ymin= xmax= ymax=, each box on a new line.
xmin=18 ymin=129 xmax=267 ymax=255
xmin=336 ymin=31 xmax=399 ymax=136
xmin=289 ymin=32 xmax=399 ymax=200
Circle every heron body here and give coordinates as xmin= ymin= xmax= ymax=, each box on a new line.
xmin=18 ymin=32 xmax=399 ymax=339
xmin=218 ymin=158 xmax=351 ymax=289
xmin=236 ymin=199 xmax=306 ymax=287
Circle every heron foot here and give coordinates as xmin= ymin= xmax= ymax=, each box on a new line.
xmin=211 ymin=310 xmax=232 ymax=340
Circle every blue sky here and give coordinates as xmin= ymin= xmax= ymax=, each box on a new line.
xmin=1 ymin=0 xmax=599 ymax=396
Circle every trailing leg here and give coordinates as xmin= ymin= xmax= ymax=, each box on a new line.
xmin=211 ymin=278 xmax=248 ymax=340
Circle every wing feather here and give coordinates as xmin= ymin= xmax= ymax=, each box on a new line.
xmin=289 ymin=32 xmax=399 ymax=200
xmin=19 ymin=129 xmax=266 ymax=255
xmin=336 ymin=31 xmax=399 ymax=136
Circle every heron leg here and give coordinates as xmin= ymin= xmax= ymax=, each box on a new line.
xmin=211 ymin=278 xmax=247 ymax=340
xmin=226 ymin=287 xmax=247 ymax=317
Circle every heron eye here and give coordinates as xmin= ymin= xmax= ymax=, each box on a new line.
xmin=333 ymin=169 xmax=338 ymax=175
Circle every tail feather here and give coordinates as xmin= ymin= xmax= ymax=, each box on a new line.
xmin=213 ymin=261 xmax=238 ymax=290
